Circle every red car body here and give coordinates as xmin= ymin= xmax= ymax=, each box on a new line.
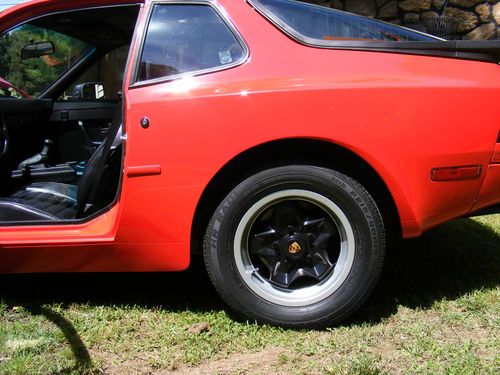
xmin=0 ymin=0 xmax=500 ymax=272
xmin=0 ymin=1 xmax=499 ymax=285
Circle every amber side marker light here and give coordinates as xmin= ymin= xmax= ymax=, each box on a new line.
xmin=431 ymin=165 xmax=482 ymax=181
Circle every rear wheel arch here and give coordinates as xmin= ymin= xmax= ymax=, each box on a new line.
xmin=190 ymin=138 xmax=402 ymax=255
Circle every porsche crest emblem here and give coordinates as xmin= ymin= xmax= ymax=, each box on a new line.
xmin=288 ymin=241 xmax=302 ymax=254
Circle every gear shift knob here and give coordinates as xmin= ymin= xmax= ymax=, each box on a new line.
xmin=41 ymin=139 xmax=54 ymax=157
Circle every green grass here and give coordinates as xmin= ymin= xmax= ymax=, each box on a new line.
xmin=1 ymin=215 xmax=499 ymax=374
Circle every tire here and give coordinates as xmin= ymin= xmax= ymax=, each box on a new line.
xmin=203 ymin=166 xmax=385 ymax=328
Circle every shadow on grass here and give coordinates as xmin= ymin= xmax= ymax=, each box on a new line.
xmin=353 ymin=216 xmax=500 ymax=324
xmin=24 ymin=306 xmax=93 ymax=375
xmin=0 ymin=217 xmax=498 ymax=324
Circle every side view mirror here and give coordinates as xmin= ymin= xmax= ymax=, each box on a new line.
xmin=72 ymin=82 xmax=105 ymax=100
xmin=21 ymin=41 xmax=55 ymax=60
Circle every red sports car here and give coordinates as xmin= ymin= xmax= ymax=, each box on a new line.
xmin=0 ymin=0 xmax=499 ymax=328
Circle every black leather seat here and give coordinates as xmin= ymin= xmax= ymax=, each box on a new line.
xmin=0 ymin=182 xmax=77 ymax=221
xmin=0 ymin=108 xmax=121 ymax=223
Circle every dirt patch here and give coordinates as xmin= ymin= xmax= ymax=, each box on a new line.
xmin=171 ymin=347 xmax=287 ymax=375
xmin=91 ymin=347 xmax=288 ymax=375
xmin=90 ymin=348 xmax=153 ymax=375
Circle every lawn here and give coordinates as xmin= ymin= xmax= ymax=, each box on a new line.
xmin=0 ymin=215 xmax=499 ymax=374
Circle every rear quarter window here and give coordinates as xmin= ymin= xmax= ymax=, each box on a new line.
xmin=137 ymin=4 xmax=246 ymax=83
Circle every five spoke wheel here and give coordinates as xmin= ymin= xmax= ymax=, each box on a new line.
xmin=204 ymin=166 xmax=385 ymax=328
xmin=234 ymin=190 xmax=356 ymax=307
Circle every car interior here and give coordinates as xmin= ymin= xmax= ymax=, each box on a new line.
xmin=0 ymin=4 xmax=140 ymax=224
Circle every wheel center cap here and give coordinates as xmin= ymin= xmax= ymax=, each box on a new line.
xmin=282 ymin=236 xmax=307 ymax=260
xmin=288 ymin=241 xmax=302 ymax=254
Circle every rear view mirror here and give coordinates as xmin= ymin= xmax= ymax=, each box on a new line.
xmin=72 ymin=82 xmax=105 ymax=100
xmin=21 ymin=41 xmax=55 ymax=60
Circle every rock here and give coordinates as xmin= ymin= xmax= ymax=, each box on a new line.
xmin=403 ymin=12 xmax=420 ymax=24
xmin=493 ymin=3 xmax=500 ymax=24
xmin=419 ymin=12 xmax=456 ymax=38
xmin=420 ymin=12 xmax=438 ymax=33
xmin=463 ymin=23 xmax=496 ymax=39
xmin=378 ymin=0 xmax=398 ymax=19
xmin=433 ymin=0 xmax=447 ymax=10
xmin=329 ymin=0 xmax=343 ymax=10
xmin=403 ymin=12 xmax=419 ymax=21
xmin=444 ymin=7 xmax=478 ymax=32
xmin=399 ymin=0 xmax=431 ymax=12
xmin=376 ymin=0 xmax=390 ymax=7
xmin=449 ymin=0 xmax=484 ymax=7
xmin=475 ymin=4 xmax=491 ymax=23
xmin=422 ymin=11 xmax=439 ymax=19
xmin=345 ymin=0 xmax=376 ymax=17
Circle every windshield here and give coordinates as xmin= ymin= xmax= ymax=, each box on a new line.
xmin=0 ymin=22 xmax=94 ymax=98
xmin=251 ymin=0 xmax=439 ymax=42
xmin=0 ymin=1 xmax=32 ymax=13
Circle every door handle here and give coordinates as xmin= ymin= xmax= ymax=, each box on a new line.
xmin=126 ymin=165 xmax=162 ymax=177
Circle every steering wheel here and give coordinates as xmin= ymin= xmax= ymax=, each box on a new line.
xmin=0 ymin=118 xmax=8 ymax=159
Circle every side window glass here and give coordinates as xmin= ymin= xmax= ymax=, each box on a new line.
xmin=0 ymin=23 xmax=93 ymax=98
xmin=137 ymin=4 xmax=244 ymax=82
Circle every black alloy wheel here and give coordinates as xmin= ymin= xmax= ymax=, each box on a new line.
xmin=204 ymin=166 xmax=386 ymax=328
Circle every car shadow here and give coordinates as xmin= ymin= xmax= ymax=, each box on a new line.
xmin=0 ymin=216 xmax=498 ymax=326
xmin=0 ymin=261 xmax=221 ymax=312
xmin=351 ymin=216 xmax=500 ymax=324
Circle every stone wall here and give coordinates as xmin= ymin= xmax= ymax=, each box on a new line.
xmin=304 ymin=0 xmax=500 ymax=39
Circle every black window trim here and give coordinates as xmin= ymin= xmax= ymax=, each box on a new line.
xmin=0 ymin=3 xmax=142 ymax=36
xmin=130 ymin=0 xmax=249 ymax=88
xmin=247 ymin=0 xmax=500 ymax=64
